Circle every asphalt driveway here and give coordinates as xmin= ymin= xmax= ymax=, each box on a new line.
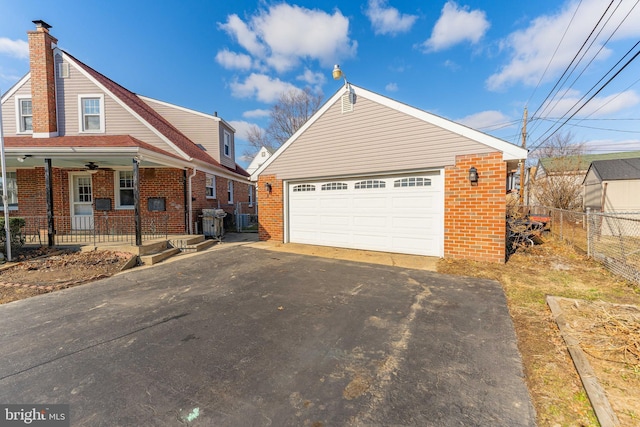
xmin=0 ymin=245 xmax=536 ymax=426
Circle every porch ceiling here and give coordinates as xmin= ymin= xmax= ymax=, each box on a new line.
xmin=5 ymin=154 xmax=169 ymax=170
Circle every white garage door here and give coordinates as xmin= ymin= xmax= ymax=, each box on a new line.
xmin=287 ymin=172 xmax=444 ymax=256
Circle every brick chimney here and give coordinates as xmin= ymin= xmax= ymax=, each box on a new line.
xmin=28 ymin=20 xmax=58 ymax=137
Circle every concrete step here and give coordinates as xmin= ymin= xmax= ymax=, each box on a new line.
xmin=169 ymin=235 xmax=206 ymax=248
xmin=180 ymin=239 xmax=216 ymax=253
xmin=139 ymin=247 xmax=180 ymax=265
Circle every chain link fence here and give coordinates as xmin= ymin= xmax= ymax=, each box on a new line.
xmin=235 ymin=202 xmax=258 ymax=232
xmin=540 ymin=206 xmax=640 ymax=285
xmin=586 ymin=210 xmax=640 ymax=285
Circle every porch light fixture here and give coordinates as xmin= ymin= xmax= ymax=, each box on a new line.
xmin=264 ymin=182 xmax=272 ymax=194
xmin=469 ymin=167 xmax=478 ymax=186
xmin=17 ymin=155 xmax=31 ymax=162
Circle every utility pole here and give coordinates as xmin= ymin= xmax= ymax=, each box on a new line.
xmin=519 ymin=107 xmax=528 ymax=206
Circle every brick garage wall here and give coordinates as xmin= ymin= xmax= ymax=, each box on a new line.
xmin=444 ymin=152 xmax=506 ymax=263
xmin=257 ymin=175 xmax=283 ymax=241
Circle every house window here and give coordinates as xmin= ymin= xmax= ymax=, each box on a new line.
xmin=394 ymin=177 xmax=431 ymax=187
xmin=248 ymin=185 xmax=254 ymax=206
xmin=17 ymin=98 xmax=32 ymax=133
xmin=79 ymin=95 xmax=105 ymax=132
xmin=227 ymin=180 xmax=234 ymax=204
xmin=0 ymin=172 xmax=18 ymax=210
xmin=223 ymin=130 xmax=231 ymax=157
xmin=321 ymin=182 xmax=348 ymax=190
xmin=116 ymin=170 xmax=134 ymax=208
xmin=354 ymin=180 xmax=386 ymax=189
xmin=206 ymin=174 xmax=216 ymax=199
xmin=292 ymin=184 xmax=315 ymax=192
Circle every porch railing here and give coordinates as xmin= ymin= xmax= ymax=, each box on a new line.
xmin=19 ymin=213 xmax=169 ymax=246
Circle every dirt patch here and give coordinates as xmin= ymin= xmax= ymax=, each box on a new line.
xmin=437 ymin=238 xmax=640 ymax=427
xmin=555 ymin=298 xmax=640 ymax=426
xmin=0 ymin=249 xmax=135 ymax=304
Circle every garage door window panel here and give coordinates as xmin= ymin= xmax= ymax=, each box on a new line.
xmin=321 ymin=182 xmax=348 ymax=190
xmin=293 ymin=184 xmax=316 ymax=192
xmin=394 ymin=177 xmax=431 ymax=187
xmin=355 ymin=180 xmax=386 ymax=189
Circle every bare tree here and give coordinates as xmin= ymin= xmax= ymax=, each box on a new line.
xmin=530 ymin=132 xmax=586 ymax=210
xmin=244 ymin=87 xmax=324 ymax=157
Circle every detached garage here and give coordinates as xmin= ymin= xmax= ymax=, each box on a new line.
xmin=252 ymin=84 xmax=527 ymax=263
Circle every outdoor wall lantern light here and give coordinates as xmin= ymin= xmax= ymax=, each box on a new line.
xmin=469 ymin=167 xmax=479 ymax=186
xmin=264 ymin=182 xmax=272 ymax=194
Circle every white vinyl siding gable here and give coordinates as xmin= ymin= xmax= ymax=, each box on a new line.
xmin=53 ymin=54 xmax=186 ymax=158
xmin=1 ymin=81 xmax=31 ymax=135
xmin=219 ymin=125 xmax=235 ymax=169
xmin=139 ymin=97 xmax=222 ymax=163
xmin=262 ymin=96 xmax=495 ymax=180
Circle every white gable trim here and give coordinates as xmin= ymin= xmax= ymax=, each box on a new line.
xmin=1 ymin=73 xmax=31 ymax=104
xmin=63 ymin=52 xmax=192 ymax=161
xmin=252 ymin=84 xmax=528 ymax=180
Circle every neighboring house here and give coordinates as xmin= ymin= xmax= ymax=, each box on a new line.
xmin=0 ymin=21 xmax=250 ymax=241
xmin=531 ymin=150 xmax=640 ymax=208
xmin=583 ymin=158 xmax=640 ymax=212
xmin=251 ymin=83 xmax=527 ymax=263
xmin=246 ymin=146 xmax=273 ymax=175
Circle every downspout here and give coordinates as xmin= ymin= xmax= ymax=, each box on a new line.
xmin=187 ymin=167 xmax=197 ymax=234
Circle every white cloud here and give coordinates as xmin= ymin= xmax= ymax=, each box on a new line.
xmin=457 ymin=110 xmax=512 ymax=130
xmin=385 ymin=82 xmax=398 ymax=92
xmin=487 ymin=0 xmax=640 ymax=91
xmin=228 ymin=120 xmax=258 ymax=140
xmin=422 ymin=2 xmax=490 ymax=52
xmin=215 ymin=49 xmax=253 ymax=70
xmin=365 ymin=0 xmax=418 ymax=36
xmin=230 ymin=73 xmax=301 ymax=103
xmin=540 ymin=89 xmax=640 ymax=118
xmin=0 ymin=37 xmax=28 ymax=59
xmin=218 ymin=4 xmax=357 ymax=73
xmin=443 ymin=59 xmax=460 ymax=71
xmin=242 ymin=109 xmax=271 ymax=119
xmin=297 ymin=68 xmax=326 ymax=86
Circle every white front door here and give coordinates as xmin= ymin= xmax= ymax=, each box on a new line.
xmin=287 ymin=171 xmax=444 ymax=257
xmin=71 ymin=174 xmax=94 ymax=230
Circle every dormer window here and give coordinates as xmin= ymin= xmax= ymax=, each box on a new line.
xmin=79 ymin=94 xmax=105 ymax=133
xmin=223 ymin=130 xmax=231 ymax=157
xmin=17 ymin=97 xmax=32 ymax=133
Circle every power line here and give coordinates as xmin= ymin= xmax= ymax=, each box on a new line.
xmin=529 ymin=0 xmax=616 ymax=126
xmin=532 ymin=0 xmax=640 ymax=138
xmin=529 ymin=42 xmax=640 ymax=153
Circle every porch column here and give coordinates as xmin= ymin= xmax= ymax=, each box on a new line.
xmin=44 ymin=158 xmax=54 ymax=247
xmin=133 ymin=157 xmax=141 ymax=246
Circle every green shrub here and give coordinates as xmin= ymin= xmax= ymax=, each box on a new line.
xmin=0 ymin=217 xmax=26 ymax=251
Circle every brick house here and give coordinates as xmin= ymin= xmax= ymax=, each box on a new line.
xmin=0 ymin=21 xmax=251 ymax=243
xmin=251 ymin=84 xmax=527 ymax=263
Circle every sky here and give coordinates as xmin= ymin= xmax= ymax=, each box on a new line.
xmin=1 ymin=0 xmax=639 ymax=168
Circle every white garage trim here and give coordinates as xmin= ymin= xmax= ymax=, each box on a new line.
xmin=285 ymin=171 xmax=444 ymax=256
